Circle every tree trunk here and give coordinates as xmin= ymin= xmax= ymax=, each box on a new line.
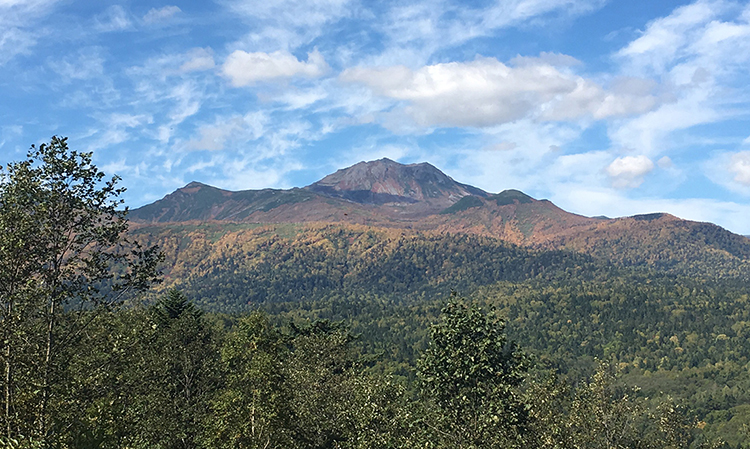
xmin=39 ymin=298 xmax=55 ymax=439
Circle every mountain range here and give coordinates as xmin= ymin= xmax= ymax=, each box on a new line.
xmin=131 ymin=158 xmax=750 ymax=281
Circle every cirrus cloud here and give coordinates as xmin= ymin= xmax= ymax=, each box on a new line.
xmin=143 ymin=5 xmax=181 ymax=24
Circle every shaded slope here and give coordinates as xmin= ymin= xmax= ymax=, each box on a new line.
xmin=129 ymin=222 xmax=604 ymax=311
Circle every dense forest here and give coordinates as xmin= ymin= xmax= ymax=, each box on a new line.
xmin=1 ymin=138 xmax=749 ymax=447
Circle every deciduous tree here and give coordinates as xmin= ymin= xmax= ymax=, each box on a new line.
xmin=0 ymin=137 xmax=161 ymax=444
xmin=417 ymin=294 xmax=529 ymax=448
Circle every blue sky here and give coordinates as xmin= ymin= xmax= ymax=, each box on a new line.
xmin=2 ymin=0 xmax=750 ymax=234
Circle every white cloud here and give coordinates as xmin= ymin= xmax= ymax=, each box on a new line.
xmin=223 ymin=0 xmax=352 ymax=51
xmin=95 ymin=5 xmax=132 ymax=32
xmin=486 ymin=141 xmax=518 ymax=152
xmin=0 ymin=28 xmax=35 ymax=64
xmin=222 ymin=49 xmax=328 ymax=87
xmin=131 ymin=48 xmax=217 ymax=80
xmin=0 ymin=0 xmax=61 ymax=64
xmin=124 ymin=50 xmax=219 ymax=144
xmin=617 ymin=0 xmax=722 ymax=75
xmin=657 ymin=156 xmax=673 ymax=168
xmin=143 ymin=5 xmax=181 ymax=24
xmin=184 ymin=112 xmax=267 ymax=152
xmin=208 ymin=157 xmax=302 ymax=192
xmin=78 ymin=113 xmax=153 ymax=152
xmin=429 ymin=120 xmax=591 ymax=195
xmin=511 ymin=51 xmax=582 ymax=67
xmin=226 ymin=0 xmax=351 ymax=29
xmin=606 ymin=155 xmax=654 ymax=188
xmin=179 ymin=48 xmax=215 ymax=72
xmin=374 ymin=0 xmax=605 ymax=67
xmin=341 ymin=56 xmax=658 ymax=128
xmin=608 ymin=88 xmax=719 ymax=156
xmin=704 ymin=151 xmax=750 ymax=196
xmin=479 ymin=0 xmax=606 ymax=30
xmin=609 ymin=1 xmax=750 ymax=157
xmin=728 ymin=151 xmax=750 ymax=186
xmin=50 ymin=47 xmax=105 ymax=81
xmin=109 ymin=113 xmax=152 ymax=128
xmin=165 ymin=82 xmax=202 ymax=123
xmin=0 ymin=124 xmax=23 ymax=150
xmin=273 ymin=86 xmax=328 ymax=109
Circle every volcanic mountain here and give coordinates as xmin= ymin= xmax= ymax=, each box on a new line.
xmin=306 ymin=158 xmax=487 ymax=206
xmin=130 ymin=158 xmax=494 ymax=223
xmin=130 ymin=158 xmax=750 ymax=280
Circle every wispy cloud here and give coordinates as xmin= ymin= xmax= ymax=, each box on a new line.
xmin=0 ymin=0 xmax=62 ymax=64
xmin=179 ymin=48 xmax=215 ymax=72
xmin=142 ymin=5 xmax=181 ymax=24
xmin=183 ymin=112 xmax=267 ymax=151
xmin=222 ymin=0 xmax=353 ymax=50
xmin=222 ymin=49 xmax=328 ymax=86
xmin=610 ymin=0 xmax=750 ymax=156
xmin=49 ymin=47 xmax=106 ymax=82
xmin=94 ymin=5 xmax=132 ymax=33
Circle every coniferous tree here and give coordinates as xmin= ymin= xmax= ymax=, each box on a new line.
xmin=139 ymin=289 xmax=219 ymax=449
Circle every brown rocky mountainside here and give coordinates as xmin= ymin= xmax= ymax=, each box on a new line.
xmin=129 ymin=158 xmax=587 ymax=231
xmin=306 ymin=158 xmax=488 ymax=211
xmin=129 ymin=158 xmax=750 ymax=278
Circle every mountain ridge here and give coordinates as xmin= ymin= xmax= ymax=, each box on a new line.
xmin=130 ymin=158 xmax=581 ymax=226
xmin=129 ymin=158 xmax=750 ymax=282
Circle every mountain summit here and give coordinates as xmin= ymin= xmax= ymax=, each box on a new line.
xmin=131 ymin=158 xmax=499 ymax=223
xmin=305 ymin=158 xmax=487 ymax=206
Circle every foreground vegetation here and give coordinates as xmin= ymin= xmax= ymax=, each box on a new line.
xmin=0 ymin=138 xmax=746 ymax=447
xmin=0 ymin=289 xmax=724 ymax=448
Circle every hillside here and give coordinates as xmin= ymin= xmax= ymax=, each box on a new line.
xmin=130 ymin=158 xmax=750 ymax=281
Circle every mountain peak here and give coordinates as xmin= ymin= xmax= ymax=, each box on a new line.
xmin=182 ymin=181 xmax=211 ymax=190
xmin=305 ymin=158 xmax=487 ymax=205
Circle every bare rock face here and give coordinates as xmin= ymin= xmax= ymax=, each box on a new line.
xmin=304 ymin=158 xmax=488 ymax=206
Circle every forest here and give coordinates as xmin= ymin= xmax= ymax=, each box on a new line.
xmin=0 ymin=138 xmax=748 ymax=448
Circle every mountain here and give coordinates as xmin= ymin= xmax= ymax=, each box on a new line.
xmin=130 ymin=158 xmax=594 ymax=229
xmin=305 ymin=158 xmax=487 ymax=209
xmin=130 ymin=158 xmax=492 ymax=223
xmin=129 ymin=158 xmax=750 ymax=281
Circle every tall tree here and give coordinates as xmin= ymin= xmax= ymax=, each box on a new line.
xmin=205 ymin=311 xmax=291 ymax=449
xmin=137 ymin=289 xmax=219 ymax=449
xmin=0 ymin=137 xmax=161 ymax=444
xmin=417 ymin=294 xmax=529 ymax=448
